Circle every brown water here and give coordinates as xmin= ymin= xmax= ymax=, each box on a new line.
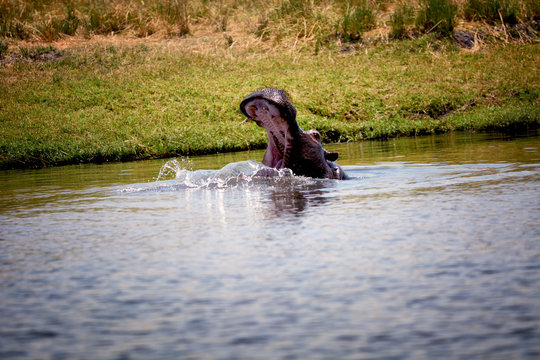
xmin=1 ymin=132 xmax=539 ymax=359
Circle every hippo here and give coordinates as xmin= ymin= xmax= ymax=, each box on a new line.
xmin=240 ymin=88 xmax=346 ymax=180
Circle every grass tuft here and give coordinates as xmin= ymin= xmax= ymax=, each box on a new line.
xmin=0 ymin=38 xmax=7 ymax=58
xmin=339 ymin=1 xmax=377 ymax=41
xmin=463 ymin=0 xmax=520 ymax=25
xmin=18 ymin=45 xmax=59 ymax=60
xmin=274 ymin=0 xmax=314 ymax=19
xmin=390 ymin=2 xmax=415 ymax=39
xmin=416 ymin=0 xmax=457 ymax=36
xmin=37 ymin=12 xmax=79 ymax=42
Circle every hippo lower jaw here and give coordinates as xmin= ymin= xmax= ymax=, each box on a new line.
xmin=240 ymin=88 xmax=346 ymax=180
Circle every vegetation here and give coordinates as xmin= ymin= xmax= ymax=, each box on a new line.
xmin=339 ymin=1 xmax=377 ymax=41
xmin=0 ymin=0 xmax=538 ymax=43
xmin=0 ymin=38 xmax=7 ymax=58
xmin=0 ymin=0 xmax=538 ymax=169
xmin=463 ymin=0 xmax=521 ymax=24
xmin=390 ymin=3 xmax=416 ymax=39
xmin=415 ymin=0 xmax=458 ymax=36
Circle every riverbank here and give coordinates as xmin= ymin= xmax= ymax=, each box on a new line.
xmin=1 ymin=39 xmax=538 ymax=169
xmin=1 ymin=2 xmax=539 ymax=169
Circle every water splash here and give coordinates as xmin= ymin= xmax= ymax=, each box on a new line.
xmin=120 ymin=159 xmax=320 ymax=193
xmin=156 ymin=158 xmax=193 ymax=181
xmin=172 ymin=160 xmax=297 ymax=189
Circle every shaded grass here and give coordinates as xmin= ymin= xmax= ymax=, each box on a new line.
xmin=463 ymin=0 xmax=521 ymax=24
xmin=0 ymin=40 xmax=538 ymax=169
xmin=0 ymin=38 xmax=7 ymax=57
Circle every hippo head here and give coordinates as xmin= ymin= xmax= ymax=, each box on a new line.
xmin=240 ymin=88 xmax=346 ymax=180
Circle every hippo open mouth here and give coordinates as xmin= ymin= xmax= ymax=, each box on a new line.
xmin=240 ymin=88 xmax=346 ymax=180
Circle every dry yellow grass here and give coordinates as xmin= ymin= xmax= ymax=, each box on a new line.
xmin=1 ymin=0 xmax=537 ymax=55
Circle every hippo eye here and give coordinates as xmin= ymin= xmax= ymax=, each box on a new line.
xmin=312 ymin=131 xmax=321 ymax=141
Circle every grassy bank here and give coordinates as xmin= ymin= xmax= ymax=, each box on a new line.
xmin=0 ymin=1 xmax=539 ymax=169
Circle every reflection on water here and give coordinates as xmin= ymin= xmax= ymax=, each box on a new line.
xmin=1 ymin=131 xmax=539 ymax=359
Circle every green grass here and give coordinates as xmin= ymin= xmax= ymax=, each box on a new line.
xmin=1 ymin=39 xmax=538 ymax=169
xmin=416 ymin=0 xmax=457 ymax=36
xmin=390 ymin=3 xmax=415 ymax=39
xmin=0 ymin=38 xmax=7 ymax=58
xmin=18 ymin=45 xmax=58 ymax=60
xmin=463 ymin=0 xmax=521 ymax=24
xmin=339 ymin=1 xmax=377 ymax=41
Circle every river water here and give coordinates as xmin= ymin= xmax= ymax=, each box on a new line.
xmin=1 ymin=132 xmax=539 ymax=359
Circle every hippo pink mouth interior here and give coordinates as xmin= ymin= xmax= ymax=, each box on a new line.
xmin=243 ymin=98 xmax=292 ymax=168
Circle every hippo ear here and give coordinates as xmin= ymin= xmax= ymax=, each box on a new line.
xmin=325 ymin=151 xmax=339 ymax=162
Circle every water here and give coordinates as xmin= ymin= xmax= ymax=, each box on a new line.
xmin=1 ymin=132 xmax=539 ymax=360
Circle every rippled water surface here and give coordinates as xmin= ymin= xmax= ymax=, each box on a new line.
xmin=1 ymin=132 xmax=539 ymax=359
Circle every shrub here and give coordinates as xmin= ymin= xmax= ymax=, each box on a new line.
xmin=58 ymin=6 xmax=80 ymax=36
xmin=0 ymin=21 xmax=28 ymax=39
xmin=390 ymin=3 xmax=415 ymax=39
xmin=463 ymin=0 xmax=520 ymax=25
xmin=88 ymin=6 xmax=127 ymax=34
xmin=156 ymin=0 xmax=190 ymax=36
xmin=416 ymin=0 xmax=457 ymax=36
xmin=523 ymin=0 xmax=540 ymax=19
xmin=36 ymin=7 xmax=78 ymax=42
xmin=274 ymin=0 xmax=314 ymax=19
xmin=0 ymin=0 xmax=30 ymax=39
xmin=0 ymin=38 xmax=8 ymax=58
xmin=339 ymin=1 xmax=377 ymax=41
xmin=37 ymin=19 xmax=62 ymax=42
